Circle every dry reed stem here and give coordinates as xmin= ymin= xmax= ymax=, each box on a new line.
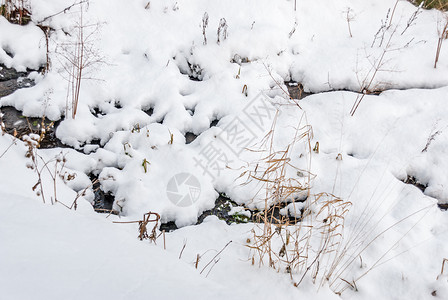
xmin=113 ymin=212 xmax=161 ymax=242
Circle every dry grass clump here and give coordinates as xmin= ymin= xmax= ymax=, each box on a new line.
xmin=242 ymin=108 xmax=433 ymax=295
xmin=435 ymin=11 xmax=448 ymax=68
xmin=414 ymin=0 xmax=448 ymax=10
xmin=114 ymin=211 xmax=161 ymax=242
xmin=242 ymin=113 xmax=331 ymax=282
xmin=0 ymin=0 xmax=31 ymax=25
xmin=242 ymin=113 xmax=357 ymax=290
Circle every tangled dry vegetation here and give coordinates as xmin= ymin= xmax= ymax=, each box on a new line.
xmin=413 ymin=0 xmax=448 ymax=10
xmin=241 ymin=100 xmax=433 ymax=294
xmin=0 ymin=0 xmax=31 ymax=25
xmin=242 ymin=113 xmax=358 ymax=293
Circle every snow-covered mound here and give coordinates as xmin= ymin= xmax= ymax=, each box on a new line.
xmin=2 ymin=0 xmax=448 ymax=299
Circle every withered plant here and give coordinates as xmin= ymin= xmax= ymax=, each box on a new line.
xmin=34 ymin=1 xmax=91 ymax=75
xmin=435 ymin=12 xmax=448 ymax=68
xmin=0 ymin=114 xmax=18 ymax=159
xmin=243 ymin=111 xmax=314 ymax=279
xmin=0 ymin=0 xmax=31 ymax=25
xmin=414 ymin=0 xmax=448 ymax=10
xmin=344 ymin=7 xmax=355 ymax=38
xmin=242 ymin=98 xmax=432 ymax=295
xmin=114 ymin=212 xmax=161 ymax=243
xmin=56 ymin=1 xmax=105 ymax=119
xmin=350 ymin=2 xmax=418 ymax=115
xmin=217 ymin=18 xmax=228 ymax=44
xmin=24 ymin=133 xmax=76 ymax=205
xmin=202 ymin=12 xmax=209 ymax=45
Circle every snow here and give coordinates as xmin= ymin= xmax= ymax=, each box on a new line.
xmin=2 ymin=0 xmax=448 ymax=299
xmin=0 ymin=194 xmax=230 ymax=300
xmin=0 ymin=17 xmax=45 ymax=71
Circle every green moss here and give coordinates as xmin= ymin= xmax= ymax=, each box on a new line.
xmin=229 ymin=212 xmax=250 ymax=224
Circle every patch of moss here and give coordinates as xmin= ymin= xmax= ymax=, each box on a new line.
xmin=229 ymin=212 xmax=250 ymax=224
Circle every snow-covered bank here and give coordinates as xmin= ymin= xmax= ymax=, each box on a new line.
xmin=2 ymin=0 xmax=448 ymax=299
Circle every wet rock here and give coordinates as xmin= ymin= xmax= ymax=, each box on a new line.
xmin=90 ymin=107 xmax=105 ymax=118
xmin=197 ymin=194 xmax=250 ymax=225
xmin=160 ymin=221 xmax=178 ymax=232
xmin=285 ymin=81 xmax=313 ymax=100
xmin=0 ymin=64 xmax=65 ymax=149
xmin=210 ymin=119 xmax=219 ymax=127
xmin=0 ymin=80 xmax=19 ymax=98
xmin=185 ymin=132 xmax=197 ymax=144
xmin=196 ymin=193 xmax=306 ymax=226
xmin=403 ymin=175 xmax=427 ymax=193
xmin=0 ymin=64 xmax=35 ymax=98
xmin=0 ymin=65 xmax=28 ymax=81
xmin=438 ymin=203 xmax=448 ymax=210
xmin=159 ymin=193 xmax=308 ymax=232
xmin=0 ymin=78 xmax=34 ymax=97
xmin=401 ymin=175 xmax=448 ymax=210
xmin=90 ymin=174 xmax=118 ymax=214
xmin=144 ymin=107 xmax=154 ymax=116
xmin=0 ymin=106 xmax=64 ymax=149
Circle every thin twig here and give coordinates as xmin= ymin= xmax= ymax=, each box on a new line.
xmin=200 ymin=241 xmax=232 ymax=274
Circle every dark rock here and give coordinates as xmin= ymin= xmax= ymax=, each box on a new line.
xmin=185 ymin=132 xmax=197 ymax=144
xmin=160 ymin=221 xmax=178 ymax=232
xmin=0 ymin=78 xmax=33 ymax=97
xmin=438 ymin=203 xmax=448 ymax=210
xmin=403 ymin=175 xmax=427 ymax=193
xmin=0 ymin=64 xmax=28 ymax=82
xmin=0 ymin=64 xmax=35 ymax=98
xmin=197 ymin=193 xmax=251 ymax=225
xmin=285 ymin=81 xmax=313 ymax=100
xmin=90 ymin=107 xmax=105 ymax=118
xmin=90 ymin=174 xmax=117 ymax=215
xmin=0 ymin=106 xmax=64 ymax=149
xmin=144 ymin=107 xmax=154 ymax=116
xmin=210 ymin=119 xmax=219 ymax=127
xmin=401 ymin=175 xmax=448 ymax=211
